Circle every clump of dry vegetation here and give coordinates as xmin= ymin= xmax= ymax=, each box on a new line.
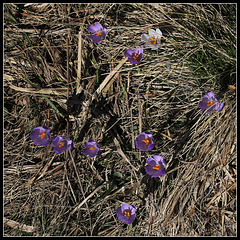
xmin=4 ymin=3 xmax=236 ymax=236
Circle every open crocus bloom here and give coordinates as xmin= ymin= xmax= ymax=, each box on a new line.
xmin=135 ymin=131 xmax=154 ymax=151
xmin=199 ymin=91 xmax=224 ymax=113
xmin=87 ymin=22 xmax=107 ymax=43
xmin=141 ymin=28 xmax=162 ymax=50
xmin=82 ymin=140 xmax=100 ymax=158
xmin=116 ymin=203 xmax=137 ymax=224
xmin=145 ymin=155 xmax=166 ymax=177
xmin=52 ymin=136 xmax=73 ymax=154
xmin=30 ymin=126 xmax=51 ymax=146
xmin=124 ymin=46 xmax=144 ymax=64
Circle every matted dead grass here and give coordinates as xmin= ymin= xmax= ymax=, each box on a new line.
xmin=4 ymin=3 xmax=236 ymax=236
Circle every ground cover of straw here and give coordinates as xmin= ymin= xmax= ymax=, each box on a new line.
xmin=4 ymin=3 xmax=236 ymax=236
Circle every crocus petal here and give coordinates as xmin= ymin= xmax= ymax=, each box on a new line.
xmin=118 ymin=214 xmax=128 ymax=223
xmin=159 ymin=168 xmax=166 ymax=176
xmin=137 ymin=133 xmax=147 ymax=141
xmin=148 ymin=143 xmax=155 ymax=150
xmin=205 ymin=105 xmax=215 ymax=114
xmin=156 ymin=28 xmax=162 ymax=36
xmin=135 ymin=139 xmax=148 ymax=151
xmin=87 ymin=22 xmax=102 ymax=33
xmin=84 ymin=140 xmax=97 ymax=148
xmin=141 ymin=34 xmax=150 ymax=42
xmin=88 ymin=148 xmax=100 ymax=158
xmin=146 ymin=158 xmax=157 ymax=167
xmin=67 ymin=140 xmax=73 ymax=149
xmin=153 ymin=154 xmax=163 ymax=163
xmin=54 ymin=144 xmax=67 ymax=154
xmin=149 ymin=29 xmax=156 ymax=36
xmin=215 ymin=102 xmax=224 ymax=112
xmin=135 ymin=46 xmax=144 ymax=55
xmin=30 ymin=129 xmax=43 ymax=145
xmin=127 ymin=57 xmax=139 ymax=65
xmin=159 ymin=160 xmax=166 ymax=170
xmin=87 ymin=25 xmax=99 ymax=33
xmin=131 ymin=59 xmax=139 ymax=64
xmin=143 ymin=131 xmax=153 ymax=138
xmin=199 ymin=96 xmax=210 ymax=110
xmin=130 ymin=205 xmax=137 ymax=215
xmin=87 ymin=34 xmax=103 ymax=43
xmin=121 ymin=203 xmax=130 ymax=212
xmin=82 ymin=148 xmax=90 ymax=155
xmin=144 ymin=39 xmax=161 ymax=50
xmin=125 ymin=215 xmax=135 ymax=224
xmin=124 ymin=49 xmax=133 ymax=59
xmin=94 ymin=22 xmax=103 ymax=31
xmin=54 ymin=145 xmax=67 ymax=154
xmin=151 ymin=170 xmax=162 ymax=178
xmin=145 ymin=165 xmax=157 ymax=176
xmin=103 ymin=28 xmax=108 ymax=35
xmin=116 ymin=206 xmax=123 ymax=217
xmin=52 ymin=136 xmax=60 ymax=148
xmin=204 ymin=91 xmax=215 ymax=99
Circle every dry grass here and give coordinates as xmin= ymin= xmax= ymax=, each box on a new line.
xmin=4 ymin=3 xmax=236 ymax=236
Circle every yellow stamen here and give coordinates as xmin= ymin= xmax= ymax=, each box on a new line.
xmin=38 ymin=132 xmax=46 ymax=139
xmin=124 ymin=211 xmax=130 ymax=217
xmin=207 ymin=100 xmax=213 ymax=106
xmin=150 ymin=37 xmax=157 ymax=44
xmin=90 ymin=146 xmax=96 ymax=150
xmin=133 ymin=53 xmax=139 ymax=60
xmin=96 ymin=31 xmax=102 ymax=36
xmin=153 ymin=164 xmax=161 ymax=170
xmin=142 ymin=139 xmax=150 ymax=145
xmin=59 ymin=142 xmax=64 ymax=148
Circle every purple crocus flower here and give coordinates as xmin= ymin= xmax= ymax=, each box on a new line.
xmin=135 ymin=131 xmax=154 ymax=151
xmin=52 ymin=136 xmax=73 ymax=154
xmin=82 ymin=140 xmax=100 ymax=158
xmin=30 ymin=126 xmax=51 ymax=146
xmin=145 ymin=155 xmax=166 ymax=178
xmin=87 ymin=22 xmax=107 ymax=43
xmin=124 ymin=46 xmax=144 ymax=64
xmin=116 ymin=203 xmax=137 ymax=224
xmin=199 ymin=91 xmax=224 ymax=113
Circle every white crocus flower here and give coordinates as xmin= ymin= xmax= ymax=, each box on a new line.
xmin=141 ymin=28 xmax=162 ymax=50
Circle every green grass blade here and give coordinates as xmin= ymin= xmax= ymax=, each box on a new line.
xmin=43 ymin=96 xmax=64 ymax=117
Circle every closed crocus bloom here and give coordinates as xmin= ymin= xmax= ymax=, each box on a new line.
xmin=135 ymin=131 xmax=154 ymax=151
xmin=52 ymin=136 xmax=73 ymax=154
xmin=82 ymin=140 xmax=100 ymax=158
xmin=199 ymin=91 xmax=224 ymax=113
xmin=141 ymin=28 xmax=162 ymax=50
xmin=145 ymin=155 xmax=166 ymax=178
xmin=30 ymin=126 xmax=51 ymax=146
xmin=87 ymin=22 xmax=107 ymax=43
xmin=124 ymin=46 xmax=144 ymax=65
xmin=116 ymin=203 xmax=137 ymax=224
